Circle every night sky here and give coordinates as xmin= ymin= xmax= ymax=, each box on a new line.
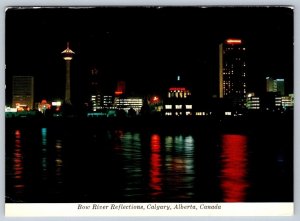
xmin=5 ymin=7 xmax=294 ymax=105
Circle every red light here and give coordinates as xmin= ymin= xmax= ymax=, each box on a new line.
xmin=15 ymin=130 xmax=21 ymax=137
xmin=150 ymin=134 xmax=162 ymax=195
xmin=114 ymin=91 xmax=123 ymax=95
xmin=226 ymin=39 xmax=242 ymax=44
xmin=169 ymin=87 xmax=186 ymax=91
xmin=151 ymin=96 xmax=159 ymax=103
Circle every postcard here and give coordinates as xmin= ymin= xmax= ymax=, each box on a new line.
xmin=4 ymin=6 xmax=294 ymax=216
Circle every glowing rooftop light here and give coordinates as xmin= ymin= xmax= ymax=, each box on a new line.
xmin=115 ymin=91 xmax=123 ymax=95
xmin=169 ymin=87 xmax=187 ymax=91
xmin=226 ymin=39 xmax=242 ymax=44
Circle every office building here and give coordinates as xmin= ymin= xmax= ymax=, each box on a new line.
xmin=89 ymin=67 xmax=101 ymax=111
xmin=245 ymin=93 xmax=260 ymax=110
xmin=115 ymin=97 xmax=143 ymax=113
xmin=219 ymin=38 xmax=247 ymax=110
xmin=266 ymin=77 xmax=285 ymax=96
xmin=12 ymin=76 xmax=34 ymax=110
xmin=164 ymin=87 xmax=193 ymax=116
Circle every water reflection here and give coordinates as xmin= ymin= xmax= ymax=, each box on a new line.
xmin=55 ymin=139 xmax=63 ymax=185
xmin=41 ymin=128 xmax=48 ymax=181
xmin=6 ymin=125 xmax=291 ymax=203
xmin=120 ymin=132 xmax=143 ymax=197
xmin=149 ymin=134 xmax=162 ymax=196
xmin=13 ymin=130 xmax=24 ymax=193
xmin=164 ymin=135 xmax=195 ymax=199
xmin=220 ymin=134 xmax=249 ymax=202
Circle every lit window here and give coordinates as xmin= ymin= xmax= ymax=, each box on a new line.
xmin=186 ymin=105 xmax=192 ymax=109
xmin=186 ymin=111 xmax=191 ymax=116
xmin=165 ymin=105 xmax=172 ymax=109
xmin=175 ymin=105 xmax=182 ymax=109
xmin=225 ymin=112 xmax=232 ymax=116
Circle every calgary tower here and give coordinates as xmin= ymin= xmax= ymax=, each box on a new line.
xmin=61 ymin=42 xmax=75 ymax=105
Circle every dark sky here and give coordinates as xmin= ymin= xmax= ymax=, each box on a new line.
xmin=5 ymin=6 xmax=294 ymax=105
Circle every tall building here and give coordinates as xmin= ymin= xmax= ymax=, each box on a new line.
xmin=61 ymin=42 xmax=75 ymax=104
xmin=266 ymin=77 xmax=275 ymax=92
xmin=266 ymin=77 xmax=285 ymax=96
xmin=274 ymin=79 xmax=285 ymax=96
xmin=89 ymin=67 xmax=101 ymax=111
xmin=12 ymin=76 xmax=34 ymax=110
xmin=219 ymin=38 xmax=247 ymax=109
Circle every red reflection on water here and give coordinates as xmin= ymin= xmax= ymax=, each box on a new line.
xmin=13 ymin=130 xmax=24 ymax=192
xmin=221 ymin=134 xmax=249 ymax=202
xmin=150 ymin=134 xmax=162 ymax=195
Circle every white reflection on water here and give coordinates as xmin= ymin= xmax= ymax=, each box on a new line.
xmin=55 ymin=139 xmax=63 ymax=185
xmin=41 ymin=128 xmax=48 ymax=181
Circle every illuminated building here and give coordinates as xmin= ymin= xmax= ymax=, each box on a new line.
xmin=219 ymin=38 xmax=247 ymax=110
xmin=275 ymin=79 xmax=285 ymax=96
xmin=260 ymin=92 xmax=282 ymax=112
xmin=266 ymin=77 xmax=275 ymax=92
xmin=12 ymin=76 xmax=34 ymax=110
xmin=115 ymin=81 xmax=126 ymax=96
xmin=164 ymin=86 xmax=193 ymax=116
xmin=61 ymin=42 xmax=75 ymax=104
xmin=103 ymin=95 xmax=114 ymax=108
xmin=115 ymin=97 xmax=143 ymax=113
xmin=282 ymin=94 xmax=294 ymax=109
xmin=89 ymin=68 xmax=101 ymax=111
xmin=245 ymin=93 xmax=260 ymax=110
xmin=38 ymin=99 xmax=51 ymax=113
xmin=266 ymin=77 xmax=285 ymax=96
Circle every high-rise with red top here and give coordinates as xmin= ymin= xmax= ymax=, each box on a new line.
xmin=219 ymin=38 xmax=247 ymax=109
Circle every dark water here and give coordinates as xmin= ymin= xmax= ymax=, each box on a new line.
xmin=5 ymin=119 xmax=293 ymax=203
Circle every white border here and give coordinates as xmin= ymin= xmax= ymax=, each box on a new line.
xmin=1 ymin=0 xmax=298 ymax=220
xmin=4 ymin=203 xmax=294 ymax=217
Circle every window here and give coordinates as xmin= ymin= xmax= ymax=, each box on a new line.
xmin=165 ymin=105 xmax=172 ymax=109
xmin=186 ymin=105 xmax=192 ymax=109
xmin=175 ymin=105 xmax=182 ymax=109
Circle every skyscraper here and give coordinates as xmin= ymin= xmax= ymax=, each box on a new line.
xmin=12 ymin=76 xmax=34 ymax=110
xmin=219 ymin=38 xmax=247 ymax=109
xmin=275 ymin=79 xmax=285 ymax=96
xmin=61 ymin=42 xmax=75 ymax=104
xmin=266 ymin=77 xmax=275 ymax=92
xmin=89 ymin=67 xmax=101 ymax=111
xmin=266 ymin=77 xmax=285 ymax=96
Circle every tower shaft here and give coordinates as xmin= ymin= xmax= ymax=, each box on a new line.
xmin=65 ymin=60 xmax=71 ymax=104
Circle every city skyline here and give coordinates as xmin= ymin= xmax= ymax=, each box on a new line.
xmin=5 ymin=7 xmax=293 ymax=106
